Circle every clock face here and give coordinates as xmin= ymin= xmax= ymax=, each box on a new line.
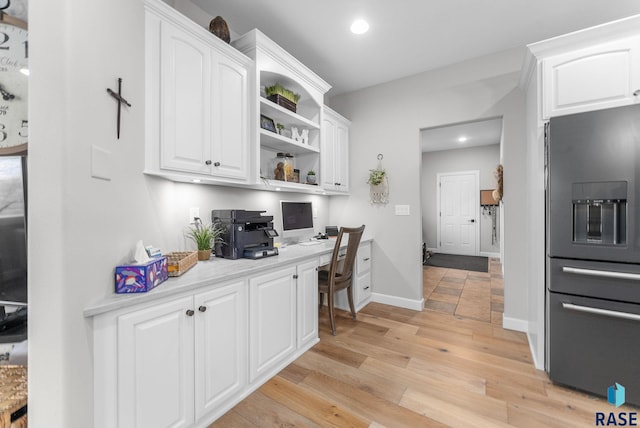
xmin=0 ymin=18 xmax=27 ymax=155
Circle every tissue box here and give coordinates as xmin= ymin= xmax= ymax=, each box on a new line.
xmin=115 ymin=256 xmax=168 ymax=294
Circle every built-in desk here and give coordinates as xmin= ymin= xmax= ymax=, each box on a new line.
xmin=85 ymin=237 xmax=372 ymax=428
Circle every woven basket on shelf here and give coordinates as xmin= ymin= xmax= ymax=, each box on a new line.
xmin=165 ymin=251 xmax=198 ymax=277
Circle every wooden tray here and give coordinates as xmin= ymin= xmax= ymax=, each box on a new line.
xmin=166 ymin=251 xmax=198 ymax=277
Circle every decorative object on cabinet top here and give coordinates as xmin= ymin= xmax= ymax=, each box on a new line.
xmin=265 ymin=83 xmax=300 ymax=113
xmin=186 ymin=218 xmax=225 ymax=261
xmin=208 ymin=16 xmax=230 ymax=43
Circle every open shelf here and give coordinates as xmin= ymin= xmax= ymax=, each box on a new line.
xmin=259 ymin=129 xmax=320 ymax=155
xmin=260 ymin=98 xmax=320 ymax=130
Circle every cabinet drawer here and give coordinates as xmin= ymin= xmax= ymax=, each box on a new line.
xmin=357 ymin=272 xmax=372 ymax=305
xmin=356 ymin=243 xmax=371 ymax=276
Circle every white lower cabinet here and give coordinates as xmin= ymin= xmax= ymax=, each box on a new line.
xmin=249 ymin=266 xmax=297 ymax=383
xmin=329 ymin=242 xmax=373 ymax=312
xmin=297 ymin=259 xmax=319 ymax=348
xmin=93 ymin=258 xmax=321 ymax=427
xmin=194 ymin=282 xmax=247 ymax=420
xmin=115 ymin=280 xmax=246 ymax=428
xmin=117 ymin=296 xmax=195 ymax=428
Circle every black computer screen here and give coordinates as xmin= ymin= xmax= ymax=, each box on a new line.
xmin=281 ymin=201 xmax=314 ymax=231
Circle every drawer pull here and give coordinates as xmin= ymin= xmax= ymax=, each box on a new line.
xmin=186 ymin=309 xmax=195 ymax=317
xmin=364 ymin=286 xmax=370 ymax=290
xmin=562 ymin=266 xmax=640 ymax=281
xmin=363 ymin=257 xmax=370 ymax=261
xmin=562 ymin=303 xmax=640 ymax=322
xmin=198 ymin=305 xmax=207 ymax=312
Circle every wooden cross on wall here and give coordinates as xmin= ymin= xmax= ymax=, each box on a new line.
xmin=106 ymin=78 xmax=132 ymax=139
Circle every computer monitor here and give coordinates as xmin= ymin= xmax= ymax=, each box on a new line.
xmin=280 ymin=201 xmax=314 ymax=242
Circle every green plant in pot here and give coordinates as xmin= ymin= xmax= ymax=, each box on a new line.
xmin=306 ymin=170 xmax=317 ymax=184
xmin=187 ymin=222 xmax=225 ymax=261
xmin=367 ymin=168 xmax=386 ymax=186
xmin=264 ymin=83 xmax=301 ymax=104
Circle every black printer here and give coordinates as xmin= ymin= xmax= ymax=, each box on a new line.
xmin=212 ymin=210 xmax=279 ymax=259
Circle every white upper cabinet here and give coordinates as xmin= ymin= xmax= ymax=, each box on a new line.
xmin=321 ymin=106 xmax=350 ymax=194
xmin=542 ymin=35 xmax=640 ymax=118
xmin=233 ymin=30 xmax=331 ymax=194
xmin=145 ymin=0 xmax=252 ymax=184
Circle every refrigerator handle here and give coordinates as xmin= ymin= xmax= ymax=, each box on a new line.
xmin=562 ymin=302 xmax=640 ymax=322
xmin=562 ymin=266 xmax=640 ymax=281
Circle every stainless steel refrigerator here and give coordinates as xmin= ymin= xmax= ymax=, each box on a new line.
xmin=0 ymin=156 xmax=27 ymax=343
xmin=546 ymin=103 xmax=640 ymax=405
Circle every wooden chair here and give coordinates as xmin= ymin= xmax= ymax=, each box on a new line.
xmin=318 ymin=225 xmax=365 ymax=335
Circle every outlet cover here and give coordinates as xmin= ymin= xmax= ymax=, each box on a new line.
xmin=189 ymin=207 xmax=200 ymax=223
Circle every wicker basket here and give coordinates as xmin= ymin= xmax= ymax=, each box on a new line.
xmin=166 ymin=251 xmax=198 ymax=277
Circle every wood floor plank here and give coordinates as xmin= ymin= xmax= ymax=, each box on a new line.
xmin=260 ymin=376 xmax=370 ymax=428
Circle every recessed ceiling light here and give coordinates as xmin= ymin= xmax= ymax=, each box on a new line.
xmin=458 ymin=136 xmax=468 ymax=143
xmin=192 ymin=179 xmax=201 ymax=183
xmin=350 ymin=19 xmax=369 ymax=35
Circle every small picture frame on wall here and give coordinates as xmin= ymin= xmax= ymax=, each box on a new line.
xmin=260 ymin=114 xmax=277 ymax=133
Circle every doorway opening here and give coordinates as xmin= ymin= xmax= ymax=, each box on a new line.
xmin=420 ymin=117 xmax=503 ymax=259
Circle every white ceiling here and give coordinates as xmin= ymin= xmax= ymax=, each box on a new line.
xmin=421 ymin=118 xmax=502 ymax=153
xmin=189 ymin=0 xmax=640 ymax=97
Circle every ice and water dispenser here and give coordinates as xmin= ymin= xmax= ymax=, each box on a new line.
xmin=572 ymin=181 xmax=627 ymax=245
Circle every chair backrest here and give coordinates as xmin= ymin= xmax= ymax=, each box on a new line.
xmin=328 ymin=225 xmax=366 ymax=284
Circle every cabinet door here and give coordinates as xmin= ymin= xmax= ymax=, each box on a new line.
xmin=334 ymin=122 xmax=349 ymax=193
xmin=320 ymin=117 xmax=337 ymax=190
xmin=297 ymin=259 xmax=319 ymax=348
xmin=194 ymin=281 xmax=247 ymax=420
xmin=117 ymin=296 xmax=195 ymax=428
xmin=542 ymin=36 xmax=640 ymax=118
xmin=249 ymin=266 xmax=297 ymax=382
xmin=210 ymin=53 xmax=250 ymax=181
xmin=160 ymin=21 xmax=212 ymax=174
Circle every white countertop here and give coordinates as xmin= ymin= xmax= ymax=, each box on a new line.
xmin=84 ymin=237 xmax=371 ymax=318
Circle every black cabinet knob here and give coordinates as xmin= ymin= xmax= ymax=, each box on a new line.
xmin=293 ymin=274 xmax=298 ymax=279
xmin=214 ymin=162 xmax=221 ymax=167
xmin=198 ymin=305 xmax=207 ymax=312
xmin=205 ymin=160 xmax=212 ymax=165
xmin=186 ymin=309 xmax=195 ymax=317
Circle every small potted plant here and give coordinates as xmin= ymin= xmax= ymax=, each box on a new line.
xmin=276 ymin=123 xmax=285 ymax=135
xmin=306 ymin=170 xmax=317 ymax=184
xmin=367 ymin=168 xmax=386 ymax=186
xmin=187 ymin=222 xmax=225 ymax=261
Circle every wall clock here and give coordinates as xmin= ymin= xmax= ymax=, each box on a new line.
xmin=0 ymin=11 xmax=27 ymax=156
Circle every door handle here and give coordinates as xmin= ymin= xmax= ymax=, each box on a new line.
xmin=562 ymin=266 xmax=640 ymax=281
xmin=562 ymin=303 xmax=640 ymax=322
xmin=469 ymin=219 xmax=475 ymax=223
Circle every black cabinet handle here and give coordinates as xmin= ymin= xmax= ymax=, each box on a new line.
xmin=293 ymin=274 xmax=299 ymax=279
xmin=364 ymin=286 xmax=370 ymax=290
xmin=363 ymin=257 xmax=370 ymax=261
xmin=205 ymin=160 xmax=212 ymax=165
xmin=214 ymin=162 xmax=221 ymax=167
xmin=186 ymin=309 xmax=195 ymax=317
xmin=634 ymin=89 xmax=640 ymax=96
xmin=198 ymin=306 xmax=207 ymax=312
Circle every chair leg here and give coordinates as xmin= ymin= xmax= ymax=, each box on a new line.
xmin=328 ymin=293 xmax=337 ymax=336
xmin=347 ymin=285 xmax=356 ymax=320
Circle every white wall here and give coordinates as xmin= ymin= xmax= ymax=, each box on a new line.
xmin=328 ymin=47 xmax=527 ymax=318
xmin=29 ymin=1 xmax=329 ymax=426
xmin=421 ymin=144 xmax=501 ymax=256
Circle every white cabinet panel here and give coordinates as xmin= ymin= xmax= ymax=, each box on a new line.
xmin=321 ymin=106 xmax=350 ymax=193
xmin=542 ymin=36 xmax=640 ymax=118
xmin=297 ymin=259 xmax=319 ymax=347
xmin=160 ymin=20 xmax=212 ymax=174
xmin=194 ymin=281 xmax=247 ymax=420
xmin=117 ymin=296 xmax=195 ymax=428
xmin=210 ymin=53 xmax=250 ymax=180
xmin=249 ymin=266 xmax=297 ymax=382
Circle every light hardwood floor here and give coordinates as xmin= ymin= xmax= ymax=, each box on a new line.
xmin=212 ymin=262 xmax=633 ymax=427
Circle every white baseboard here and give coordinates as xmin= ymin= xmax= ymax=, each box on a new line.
xmin=480 ymin=251 xmax=500 ymax=258
xmin=371 ymin=293 xmax=424 ymax=311
xmin=502 ymin=316 xmax=528 ymax=332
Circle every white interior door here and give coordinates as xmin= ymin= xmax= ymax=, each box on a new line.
xmin=437 ymin=171 xmax=479 ymax=256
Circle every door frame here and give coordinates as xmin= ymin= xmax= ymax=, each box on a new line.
xmin=436 ymin=170 xmax=480 ymax=256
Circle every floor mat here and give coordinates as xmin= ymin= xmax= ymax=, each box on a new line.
xmin=424 ymin=253 xmax=488 ymax=273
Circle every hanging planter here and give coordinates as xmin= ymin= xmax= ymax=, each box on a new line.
xmin=368 ymin=154 xmax=389 ymax=204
